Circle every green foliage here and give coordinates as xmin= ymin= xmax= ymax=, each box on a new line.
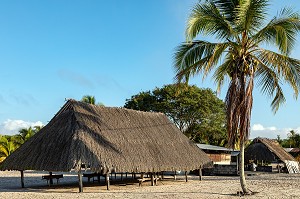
xmin=0 ymin=136 xmax=15 ymax=163
xmin=81 ymin=95 xmax=96 ymax=105
xmin=279 ymin=130 xmax=300 ymax=148
xmin=125 ymin=84 xmax=227 ymax=146
xmin=0 ymin=126 xmax=42 ymax=162
xmin=81 ymin=95 xmax=104 ymax=106
xmin=14 ymin=126 xmax=41 ymax=147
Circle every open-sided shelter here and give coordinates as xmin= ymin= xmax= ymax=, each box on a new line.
xmin=0 ymin=99 xmax=212 ymax=191
xmin=245 ymin=137 xmax=299 ymax=173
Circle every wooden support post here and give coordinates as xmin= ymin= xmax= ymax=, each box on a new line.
xmin=115 ymin=172 xmax=117 ymax=180
xmin=20 ymin=170 xmax=25 ymax=188
xmin=106 ymin=173 xmax=110 ymax=191
xmin=125 ymin=172 xmax=128 ymax=179
xmin=141 ymin=172 xmax=144 ymax=179
xmin=49 ymin=171 xmax=53 ymax=185
xmin=174 ymin=171 xmax=177 ymax=180
xmin=97 ymin=173 xmax=100 ymax=183
xmin=154 ymin=173 xmax=158 ymax=185
xmin=161 ymin=171 xmax=164 ymax=180
xmin=199 ymin=168 xmax=202 ymax=181
xmin=185 ymin=171 xmax=188 ymax=182
xmin=78 ymin=170 xmax=83 ymax=193
xmin=151 ymin=173 xmax=154 ymax=186
xmin=121 ymin=173 xmax=123 ymax=181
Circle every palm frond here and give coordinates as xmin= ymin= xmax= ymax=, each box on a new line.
xmin=213 ymin=0 xmax=240 ymax=22
xmin=254 ymin=55 xmax=286 ymax=112
xmin=174 ymin=41 xmax=228 ymax=82
xmin=252 ymin=7 xmax=300 ymax=54
xmin=186 ymin=1 xmax=234 ymax=40
xmin=226 ymin=72 xmax=254 ymax=147
xmin=213 ymin=55 xmax=233 ymax=92
xmin=257 ymin=49 xmax=300 ymax=97
xmin=236 ymin=0 xmax=268 ymax=33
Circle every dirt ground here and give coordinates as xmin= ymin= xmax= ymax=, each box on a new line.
xmin=1 ymin=170 xmax=300 ymax=198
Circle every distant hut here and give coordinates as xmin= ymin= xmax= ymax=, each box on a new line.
xmin=0 ymin=100 xmax=212 ymax=192
xmin=245 ymin=137 xmax=299 ymax=173
xmin=284 ymin=148 xmax=300 ymax=162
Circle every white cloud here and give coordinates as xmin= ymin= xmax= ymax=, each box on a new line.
xmin=0 ymin=119 xmax=43 ymax=135
xmin=252 ymin=124 xmax=265 ymax=131
xmin=252 ymin=124 xmax=277 ymax=131
xmin=269 ymin=126 xmax=277 ymax=131
xmin=250 ymin=123 xmax=297 ymax=139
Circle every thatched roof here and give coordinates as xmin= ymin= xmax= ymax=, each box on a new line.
xmin=245 ymin=137 xmax=296 ymax=163
xmin=1 ymin=100 xmax=211 ymax=173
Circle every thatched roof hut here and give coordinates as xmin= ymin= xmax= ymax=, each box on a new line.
xmin=1 ymin=99 xmax=211 ymax=175
xmin=245 ymin=137 xmax=295 ymax=163
xmin=245 ymin=137 xmax=299 ymax=173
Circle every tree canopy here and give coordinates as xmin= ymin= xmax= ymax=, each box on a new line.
xmin=124 ymin=84 xmax=227 ymax=146
xmin=0 ymin=126 xmax=42 ymax=163
xmin=80 ymin=95 xmax=104 ymax=106
xmin=81 ymin=95 xmax=96 ymax=105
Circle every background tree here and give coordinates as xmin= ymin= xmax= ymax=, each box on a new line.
xmin=280 ymin=130 xmax=300 ymax=148
xmin=14 ymin=126 xmax=41 ymax=147
xmin=81 ymin=95 xmax=96 ymax=105
xmin=0 ymin=126 xmax=42 ymax=162
xmin=0 ymin=136 xmax=15 ymax=163
xmin=80 ymin=95 xmax=104 ymax=106
xmin=174 ymin=0 xmax=300 ymax=194
xmin=125 ymin=84 xmax=227 ymax=145
xmin=276 ymin=135 xmax=283 ymax=145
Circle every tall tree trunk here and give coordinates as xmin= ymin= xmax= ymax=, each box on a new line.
xmin=239 ymin=139 xmax=248 ymax=194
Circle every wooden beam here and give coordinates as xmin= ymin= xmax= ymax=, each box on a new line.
xmin=20 ymin=170 xmax=25 ymax=188
xmin=106 ymin=173 xmax=110 ymax=190
xmin=78 ymin=170 xmax=83 ymax=193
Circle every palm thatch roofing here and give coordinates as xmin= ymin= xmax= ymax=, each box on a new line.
xmin=1 ymin=99 xmax=211 ymax=173
xmin=245 ymin=137 xmax=296 ymax=163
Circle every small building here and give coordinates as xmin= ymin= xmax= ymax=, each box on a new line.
xmin=196 ymin=144 xmax=237 ymax=165
xmin=196 ymin=144 xmax=239 ymax=175
xmin=245 ymin=137 xmax=299 ymax=173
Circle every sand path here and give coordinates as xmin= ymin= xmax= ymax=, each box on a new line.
xmin=1 ymin=171 xmax=299 ymax=198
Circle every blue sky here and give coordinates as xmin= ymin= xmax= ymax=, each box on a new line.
xmin=0 ymin=0 xmax=300 ymax=139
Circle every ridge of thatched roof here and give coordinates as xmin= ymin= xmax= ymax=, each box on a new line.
xmin=245 ymin=137 xmax=296 ymax=162
xmin=1 ymin=99 xmax=212 ymax=173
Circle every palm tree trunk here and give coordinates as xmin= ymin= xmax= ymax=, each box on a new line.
xmin=239 ymin=139 xmax=248 ymax=194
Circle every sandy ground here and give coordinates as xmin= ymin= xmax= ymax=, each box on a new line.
xmin=1 ymin=170 xmax=300 ymax=198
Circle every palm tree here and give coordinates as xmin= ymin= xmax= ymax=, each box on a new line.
xmin=174 ymin=0 xmax=300 ymax=194
xmin=81 ymin=95 xmax=96 ymax=105
xmin=14 ymin=127 xmax=36 ymax=146
xmin=0 ymin=136 xmax=15 ymax=163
